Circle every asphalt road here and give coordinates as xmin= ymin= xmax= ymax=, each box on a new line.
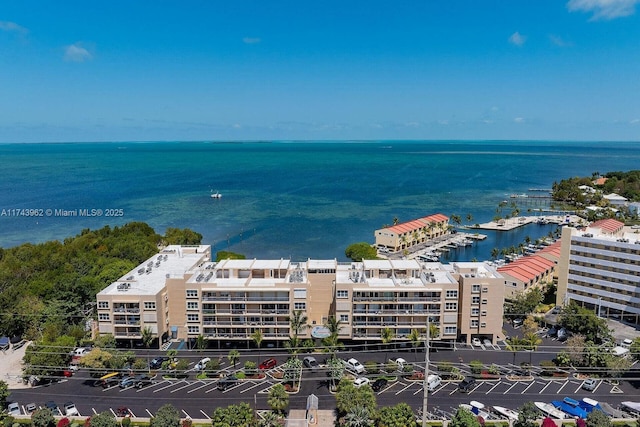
xmin=7 ymin=328 xmax=640 ymax=421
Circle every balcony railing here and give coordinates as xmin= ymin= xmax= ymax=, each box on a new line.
xmin=201 ymin=296 xmax=290 ymax=302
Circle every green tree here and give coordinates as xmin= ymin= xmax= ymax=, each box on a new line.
xmin=408 ymin=329 xmax=422 ymax=355
xmin=345 ymin=242 xmax=378 ymax=261
xmin=31 ymin=408 xmax=55 ymax=427
xmin=244 ymin=360 xmax=257 ymax=376
xmin=194 ymin=334 xmax=206 ymax=352
xmin=0 ymin=380 xmax=10 ymax=409
xmin=288 ymin=310 xmax=308 ymax=338
xmin=630 ymin=337 xmax=640 ymax=362
xmin=335 ymin=378 xmax=377 ymax=417
xmin=282 ymin=357 xmax=302 ymax=387
xmin=377 ymin=403 xmax=415 ymax=427
xmin=205 ymin=358 xmax=220 ymax=378
xmin=344 ymin=405 xmax=374 ymax=427
xmin=322 ymin=316 xmax=344 ymax=353
xmin=559 ymin=302 xmax=611 ymax=343
xmin=586 ymin=409 xmax=611 ymax=427
xmin=449 ymin=407 xmax=481 ymax=427
xmin=267 ymin=383 xmax=289 ymax=414
xmin=251 ymin=329 xmax=264 ymax=350
xmin=94 ymin=334 xmax=117 ymax=349
xmin=228 ymin=349 xmax=240 ymax=368
xmin=163 ymin=228 xmax=203 ymax=245
xmin=141 ymin=327 xmax=154 ymax=349
xmin=211 ymin=402 xmax=254 ymax=427
xmin=514 ymin=402 xmax=539 ymax=427
xmin=327 ymin=355 xmax=345 ymax=390
xmin=150 ymin=404 xmax=180 ymax=427
xmin=87 ymin=412 xmax=117 ymax=427
xmin=258 ymin=411 xmax=281 ymax=427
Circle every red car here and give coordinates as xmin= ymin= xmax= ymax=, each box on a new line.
xmin=258 ymin=358 xmax=277 ymax=370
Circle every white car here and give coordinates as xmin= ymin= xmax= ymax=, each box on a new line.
xmin=353 ymin=377 xmax=370 ymax=388
xmin=195 ymin=357 xmax=211 ymax=371
xmin=345 ymin=358 xmax=365 ymax=374
xmin=64 ymin=402 xmax=79 ymax=417
xmin=471 ymin=337 xmax=482 ymax=347
xmin=7 ymin=402 xmax=21 ymax=416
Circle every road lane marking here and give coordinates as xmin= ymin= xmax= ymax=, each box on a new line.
xmin=199 ymin=410 xmax=211 ymax=419
xmin=240 ymin=382 xmax=264 ymax=394
xmin=521 ymin=381 xmax=537 ymax=394
xmin=182 ymin=410 xmax=191 ymax=419
xmin=486 ymin=381 xmax=502 ymax=394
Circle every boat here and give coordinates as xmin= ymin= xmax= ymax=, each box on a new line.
xmin=580 ymin=398 xmax=604 ymax=414
xmin=551 ymin=397 xmax=587 ymax=419
xmin=492 ymin=406 xmax=519 ymax=421
xmin=534 ymin=402 xmax=566 ymax=420
xmin=621 ymin=401 xmax=640 ymax=414
xmin=210 ymin=190 xmax=222 ymax=199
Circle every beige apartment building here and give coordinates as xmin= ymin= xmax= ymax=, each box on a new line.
xmin=374 ymin=213 xmax=450 ymax=252
xmin=97 ymin=246 xmax=505 ymax=346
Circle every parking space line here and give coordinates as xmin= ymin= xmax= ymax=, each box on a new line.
xmin=119 ymin=386 xmax=134 ymax=392
xmin=129 ymin=409 xmax=137 ymax=418
xmin=449 ymin=387 xmax=458 ymax=395
xmin=96 ymin=408 xmax=101 ymax=415
xmin=146 ymin=409 xmax=154 ymax=418
xmin=395 ymin=382 xmax=415 ymax=395
xmin=486 ymin=381 xmax=502 ymax=394
xmin=413 ymin=386 xmax=424 ymax=395
xmin=575 ymin=383 xmax=585 ymax=394
xmin=199 ymin=410 xmax=211 ymax=419
xmin=430 ymin=384 xmax=446 ymax=395
xmin=204 ymin=384 xmax=221 ymax=394
xmin=137 ymin=380 xmax=165 ymax=392
xmin=154 ymin=380 xmax=182 ymax=393
xmin=171 ymin=382 xmax=197 ymax=393
xmin=187 ymin=381 xmax=210 ymax=394
xmin=503 ymin=382 xmax=519 ymax=394
xmin=182 ymin=410 xmax=191 ymax=419
xmin=240 ymin=381 xmax=264 ymax=394
xmin=468 ymin=383 xmax=482 ymax=394
xmin=539 ymin=381 xmax=553 ymax=394
xmin=520 ymin=381 xmax=537 ymax=394
xmin=592 ymin=381 xmax=602 ymax=393
xmin=556 ymin=381 xmax=569 ymax=394
xmin=219 ymin=384 xmax=242 ymax=393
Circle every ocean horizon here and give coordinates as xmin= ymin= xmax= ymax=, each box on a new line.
xmin=1 ymin=140 xmax=639 ymax=261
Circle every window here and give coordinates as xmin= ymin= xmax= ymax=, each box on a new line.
xmin=98 ymin=313 xmax=110 ymax=321
xmin=471 ymin=308 xmax=479 ymax=316
xmin=480 ymin=322 xmax=487 ymax=328
xmin=98 ymin=301 xmax=109 ymax=309
xmin=187 ymin=325 xmax=200 ymax=334
xmin=340 ymin=314 xmax=349 ymax=323
xmin=444 ymin=326 xmax=457 ymax=335
xmin=445 ymin=302 xmax=457 ymax=311
xmin=186 ymin=289 xmax=198 ymax=298
xmin=472 ymin=296 xmax=480 ymax=304
xmin=472 ymin=284 xmax=480 ymax=293
xmin=446 ymin=290 xmax=458 ymax=299
xmin=144 ymin=301 xmax=156 ymax=310
xmin=187 ymin=301 xmax=199 ymax=310
xmin=294 ymin=288 xmax=307 ymax=299
xmin=471 ymin=319 xmax=479 ymax=328
xmin=481 ymin=310 xmax=487 ymax=316
xmin=187 ymin=314 xmax=199 ymax=322
xmin=482 ymin=287 xmax=488 ymax=293
xmin=481 ymin=299 xmax=488 ymax=305
xmin=337 ymin=290 xmax=349 ymax=299
xmin=294 ymin=302 xmax=306 ymax=310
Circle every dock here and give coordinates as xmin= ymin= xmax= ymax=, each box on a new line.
xmin=469 ymin=215 xmax=581 ymax=231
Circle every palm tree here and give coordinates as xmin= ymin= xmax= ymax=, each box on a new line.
xmin=429 ymin=323 xmax=440 ymax=340
xmin=259 ymin=411 xmax=281 ymax=427
xmin=490 ymin=247 xmax=499 ymax=260
xmin=408 ymin=329 xmax=422 ymax=359
xmin=251 ymin=329 xmax=264 ymax=350
xmin=323 ymin=316 xmax=343 ymax=353
xmin=380 ymin=327 xmax=395 ymax=360
xmin=267 ymin=383 xmax=289 ymax=414
xmin=344 ymin=405 xmax=374 ymax=427
xmin=228 ymin=349 xmax=240 ymax=368
xmin=195 ymin=334 xmax=206 ymax=352
xmin=466 ymin=213 xmax=473 ymax=224
xmin=393 ymin=216 xmax=399 ymax=225
xmin=141 ymin=326 xmax=154 ymax=349
xmin=288 ymin=309 xmax=308 ymax=338
xmin=285 ymin=335 xmax=301 ymax=355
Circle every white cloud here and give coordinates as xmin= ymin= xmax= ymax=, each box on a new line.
xmin=549 ymin=34 xmax=573 ymax=47
xmin=0 ymin=20 xmax=28 ymax=34
xmin=631 ymin=118 xmax=640 ymax=124
xmin=509 ymin=32 xmax=526 ymax=46
xmin=64 ymin=43 xmax=92 ymax=62
xmin=514 ymin=117 xmax=525 ymax=123
xmin=242 ymin=37 xmax=261 ymax=44
xmin=567 ymin=0 xmax=640 ymax=20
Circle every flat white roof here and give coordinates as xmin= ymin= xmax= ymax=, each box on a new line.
xmin=98 ymin=245 xmax=211 ymax=296
xmin=307 ymin=259 xmax=337 ymax=270
xmin=215 ymin=259 xmax=291 ymax=270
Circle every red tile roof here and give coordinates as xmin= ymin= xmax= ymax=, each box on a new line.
xmin=590 ymin=218 xmax=624 ymax=234
xmin=593 ymin=177 xmax=608 ymax=186
xmin=537 ymin=240 xmax=561 ymax=258
xmin=498 ymin=255 xmax=555 ymax=283
xmin=386 ymin=213 xmax=448 ymax=234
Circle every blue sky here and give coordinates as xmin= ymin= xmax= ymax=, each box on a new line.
xmin=1 ymin=1 xmax=639 ymax=142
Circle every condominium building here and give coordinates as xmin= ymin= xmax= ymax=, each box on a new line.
xmin=498 ymin=242 xmax=560 ymax=299
xmin=374 ymin=213 xmax=449 ymax=253
xmin=97 ymin=246 xmax=505 ymax=346
xmin=556 ymin=219 xmax=640 ymax=325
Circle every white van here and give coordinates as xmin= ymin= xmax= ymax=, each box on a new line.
xmin=426 ymin=374 xmax=442 ymax=392
xmin=621 ymin=338 xmax=633 ymax=349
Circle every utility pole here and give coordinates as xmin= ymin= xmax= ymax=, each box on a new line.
xmin=422 ymin=316 xmax=430 ymax=427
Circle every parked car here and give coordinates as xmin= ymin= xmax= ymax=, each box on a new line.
xmin=303 ymin=356 xmax=319 ymax=371
xmin=119 ymin=376 xmax=136 ymax=388
xmin=582 ymin=378 xmax=600 ymax=392
xmin=45 ymin=401 xmax=59 ymax=415
xmin=482 ymin=338 xmax=492 ymax=347
xmin=134 ymin=374 xmax=154 ymax=389
xmin=25 ymin=403 xmax=38 ymax=415
xmin=353 ymin=377 xmax=370 ymax=388
xmin=371 ymin=378 xmax=388 ymax=392
xmin=64 ymin=402 xmax=79 ymax=417
xmin=471 ymin=337 xmax=482 ymax=347
xmin=345 ymin=358 xmax=365 ymax=374
xmin=547 ymin=326 xmax=558 ymax=337
xmin=6 ymin=402 xmax=21 ymax=416
xmin=195 ymin=357 xmax=211 ymax=371
xmin=217 ymin=375 xmax=238 ymax=391
xmin=458 ymin=377 xmax=476 ymax=393
xmin=512 ymin=318 xmax=523 ymax=328
xmin=259 ymin=357 xmax=277 ymax=370
xmin=149 ymin=357 xmax=169 ymax=370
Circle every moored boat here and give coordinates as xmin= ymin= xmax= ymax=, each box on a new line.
xmin=492 ymin=406 xmax=519 ymax=421
xmin=534 ymin=402 xmax=566 ymax=420
xmin=210 ymin=190 xmax=222 ymax=199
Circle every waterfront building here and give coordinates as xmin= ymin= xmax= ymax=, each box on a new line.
xmin=556 ymin=219 xmax=640 ymax=325
xmin=498 ymin=248 xmax=558 ymax=299
xmin=374 ymin=213 xmax=449 ymax=253
xmin=97 ymin=246 xmax=505 ymax=346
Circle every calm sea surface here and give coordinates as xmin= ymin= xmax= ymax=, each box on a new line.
xmin=1 ymin=140 xmax=639 ymax=261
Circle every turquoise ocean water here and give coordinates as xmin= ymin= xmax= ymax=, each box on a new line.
xmin=1 ymin=140 xmax=639 ymax=261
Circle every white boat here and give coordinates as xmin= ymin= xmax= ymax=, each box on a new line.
xmin=621 ymin=401 xmax=640 ymax=414
xmin=534 ymin=402 xmax=566 ymax=419
xmin=210 ymin=190 xmax=222 ymax=199
xmin=492 ymin=406 xmax=519 ymax=421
